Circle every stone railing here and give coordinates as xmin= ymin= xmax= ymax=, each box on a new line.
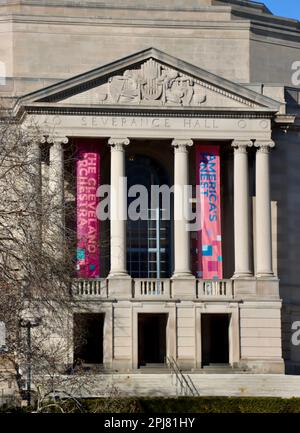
xmin=72 ymin=278 xmax=234 ymax=300
xmin=133 ymin=278 xmax=171 ymax=298
xmin=72 ymin=278 xmax=108 ymax=298
xmin=196 ymin=279 xmax=234 ymax=298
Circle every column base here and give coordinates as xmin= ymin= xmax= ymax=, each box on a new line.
xmin=108 ymin=271 xmax=131 ymax=279
xmin=232 ymin=276 xmax=256 ymax=298
xmin=232 ymin=272 xmax=253 ymax=279
xmin=171 ymin=274 xmax=196 ymax=299
xmin=171 ymin=272 xmax=195 ymax=280
xmin=256 ymin=277 xmax=280 ymax=298
xmin=107 ymin=275 xmax=132 ymax=299
xmin=256 ymin=272 xmax=276 ymax=279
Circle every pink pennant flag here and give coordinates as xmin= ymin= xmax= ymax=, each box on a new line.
xmin=196 ymin=144 xmax=223 ymax=280
xmin=76 ymin=141 xmax=101 ymax=278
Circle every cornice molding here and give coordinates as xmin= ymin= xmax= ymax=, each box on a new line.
xmin=20 ymin=104 xmax=275 ymax=119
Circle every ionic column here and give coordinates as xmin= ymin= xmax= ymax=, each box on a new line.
xmin=232 ymin=140 xmax=252 ymax=277
xmin=47 ymin=136 xmax=68 ymax=251
xmin=26 ymin=135 xmax=42 ymax=247
xmin=19 ymin=127 xmax=43 ymax=295
xmin=255 ymin=140 xmax=275 ymax=277
xmin=172 ymin=138 xmax=193 ymax=278
xmin=108 ymin=137 xmax=129 ymax=278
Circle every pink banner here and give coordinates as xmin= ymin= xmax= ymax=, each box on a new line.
xmin=76 ymin=141 xmax=100 ymax=278
xmin=196 ymin=144 xmax=223 ymax=279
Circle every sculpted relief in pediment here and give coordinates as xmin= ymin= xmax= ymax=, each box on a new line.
xmin=107 ymin=59 xmax=206 ymax=106
xmin=55 ymin=58 xmax=260 ymax=109
xmin=61 ymin=59 xmax=208 ymax=107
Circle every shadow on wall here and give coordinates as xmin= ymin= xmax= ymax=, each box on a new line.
xmin=0 ymin=62 xmax=5 ymax=86
xmin=270 ymin=131 xmax=300 ymax=372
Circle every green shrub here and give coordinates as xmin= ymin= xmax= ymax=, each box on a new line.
xmin=5 ymin=397 xmax=300 ymax=413
xmin=70 ymin=397 xmax=300 ymax=413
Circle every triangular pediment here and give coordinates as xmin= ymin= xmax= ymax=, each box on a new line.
xmin=18 ymin=48 xmax=280 ymax=113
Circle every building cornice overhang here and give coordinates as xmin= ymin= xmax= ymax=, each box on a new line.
xmin=231 ymin=9 xmax=300 ymax=31
xmin=272 ymin=114 xmax=297 ymax=133
xmin=273 ymin=114 xmax=297 ymax=125
xmin=1 ymin=15 xmax=299 ymax=44
xmin=18 ymin=102 xmax=278 ymax=120
xmin=217 ymin=0 xmax=271 ymax=15
xmin=1 ymin=0 xmax=299 ymax=34
xmin=0 ymin=14 xmax=250 ymax=31
xmin=219 ymin=0 xmax=300 ymax=33
xmin=249 ymin=22 xmax=300 ymax=45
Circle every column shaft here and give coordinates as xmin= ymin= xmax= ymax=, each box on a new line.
xmin=48 ymin=136 xmax=68 ymax=251
xmin=172 ymin=138 xmax=193 ymax=278
xmin=232 ymin=140 xmax=252 ymax=277
xmin=255 ymin=141 xmax=274 ymax=276
xmin=27 ymin=139 xmax=42 ymax=246
xmin=108 ymin=137 xmax=129 ymax=277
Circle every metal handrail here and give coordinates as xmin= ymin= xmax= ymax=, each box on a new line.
xmin=166 ymin=355 xmax=199 ymax=397
xmin=185 ymin=374 xmax=200 ymax=397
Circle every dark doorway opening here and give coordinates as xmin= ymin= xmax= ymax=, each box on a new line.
xmin=73 ymin=313 xmax=104 ymax=365
xmin=138 ymin=313 xmax=168 ymax=367
xmin=201 ymin=313 xmax=230 ymax=366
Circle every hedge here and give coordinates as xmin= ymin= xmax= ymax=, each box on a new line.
xmin=9 ymin=397 xmax=300 ymax=413
xmin=82 ymin=397 xmax=300 ymax=413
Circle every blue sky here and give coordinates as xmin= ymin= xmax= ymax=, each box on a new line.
xmin=259 ymin=0 xmax=300 ymax=20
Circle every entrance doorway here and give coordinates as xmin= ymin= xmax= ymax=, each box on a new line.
xmin=201 ymin=313 xmax=230 ymax=366
xmin=73 ymin=313 xmax=104 ymax=365
xmin=138 ymin=313 xmax=168 ymax=367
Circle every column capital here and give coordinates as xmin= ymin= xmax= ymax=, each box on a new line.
xmin=172 ymin=138 xmax=193 ymax=152
xmin=232 ymin=139 xmax=253 ymax=154
xmin=21 ymin=124 xmax=45 ymax=144
xmin=43 ymin=135 xmax=69 ymax=147
xmin=254 ymin=140 xmax=275 ymax=154
xmin=108 ymin=137 xmax=130 ymax=151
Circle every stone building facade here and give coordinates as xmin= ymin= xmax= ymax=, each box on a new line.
xmin=1 ymin=0 xmax=300 ymax=375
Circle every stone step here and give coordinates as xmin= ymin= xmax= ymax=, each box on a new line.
xmin=89 ymin=374 xmax=300 ymax=398
xmin=49 ymin=373 xmax=300 ymax=398
xmin=200 ymin=364 xmax=236 ymax=374
xmin=138 ymin=364 xmax=169 ymax=373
